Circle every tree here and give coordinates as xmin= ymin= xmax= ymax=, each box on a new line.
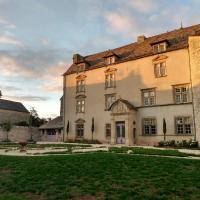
xmin=29 ymin=107 xmax=47 ymax=127
xmin=2 ymin=121 xmax=12 ymax=142
xmin=163 ymin=118 xmax=167 ymax=141
xmin=91 ymin=117 xmax=94 ymax=141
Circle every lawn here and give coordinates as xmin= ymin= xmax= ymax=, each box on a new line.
xmin=1 ymin=153 xmax=200 ymax=200
xmin=109 ymin=147 xmax=196 ymax=157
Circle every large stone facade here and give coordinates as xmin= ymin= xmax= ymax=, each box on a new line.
xmin=63 ymin=25 xmax=200 ymax=146
xmin=0 ymin=109 xmax=30 ymax=124
xmin=189 ymin=36 xmax=200 ymax=142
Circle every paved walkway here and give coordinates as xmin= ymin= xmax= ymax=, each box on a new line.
xmin=1 ymin=143 xmax=200 ymax=159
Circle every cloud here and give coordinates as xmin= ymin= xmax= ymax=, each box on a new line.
xmin=0 ymin=54 xmax=34 ymax=77
xmin=0 ymin=85 xmax=22 ymax=92
xmin=41 ymin=62 xmax=66 ymax=92
xmin=128 ymin=0 xmax=158 ymax=13
xmin=0 ymin=15 xmax=16 ymax=29
xmin=5 ymin=95 xmax=50 ymax=102
xmin=0 ymin=35 xmax=22 ymax=46
xmin=104 ymin=11 xmax=138 ymax=38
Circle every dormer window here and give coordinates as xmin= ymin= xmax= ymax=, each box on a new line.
xmin=153 ymin=42 xmax=167 ymax=53
xmin=103 ymin=50 xmax=119 ymax=65
xmin=106 ymin=56 xmax=115 ymax=65
xmin=151 ymin=40 xmax=168 ymax=54
xmin=77 ymin=63 xmax=85 ymax=73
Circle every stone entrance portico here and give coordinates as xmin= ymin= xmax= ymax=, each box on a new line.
xmin=109 ymin=99 xmax=137 ymax=145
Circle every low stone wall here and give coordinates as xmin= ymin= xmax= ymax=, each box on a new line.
xmin=0 ymin=126 xmax=40 ymax=142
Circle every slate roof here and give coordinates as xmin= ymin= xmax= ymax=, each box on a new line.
xmin=64 ymin=23 xmax=200 ymax=75
xmin=0 ymin=99 xmax=29 ymax=113
xmin=39 ymin=116 xmax=63 ymax=129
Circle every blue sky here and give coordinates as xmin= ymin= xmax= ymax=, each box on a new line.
xmin=0 ymin=0 xmax=199 ymax=118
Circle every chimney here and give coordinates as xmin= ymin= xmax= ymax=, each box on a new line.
xmin=137 ymin=35 xmax=146 ymax=43
xmin=73 ymin=54 xmax=84 ymax=64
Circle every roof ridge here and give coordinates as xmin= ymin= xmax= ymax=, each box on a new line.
xmin=64 ymin=23 xmax=200 ymax=75
xmin=0 ymin=98 xmax=23 ymax=105
xmin=84 ymin=23 xmax=200 ymax=59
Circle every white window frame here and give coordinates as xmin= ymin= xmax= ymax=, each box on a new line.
xmin=142 ymin=89 xmax=156 ymax=106
xmin=153 ymin=42 xmax=167 ymax=53
xmin=143 ymin=118 xmax=157 ymax=135
xmin=107 ymin=56 xmax=115 ymax=65
xmin=174 ymin=85 xmax=189 ymax=104
xmin=76 ymin=98 xmax=85 ymax=113
xmin=105 ymin=123 xmax=111 ymax=138
xmin=105 ymin=73 xmax=115 ymax=88
xmin=76 ymin=79 xmax=85 ymax=93
xmin=154 ymin=62 xmax=167 ymax=77
xmin=76 ymin=123 xmax=84 ymax=138
xmin=175 ymin=116 xmax=192 ymax=135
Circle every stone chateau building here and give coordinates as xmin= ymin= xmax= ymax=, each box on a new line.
xmin=63 ymin=24 xmax=200 ymax=146
xmin=0 ymin=92 xmax=30 ymax=124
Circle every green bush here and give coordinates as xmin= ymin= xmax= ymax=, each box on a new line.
xmin=158 ymin=139 xmax=199 ymax=149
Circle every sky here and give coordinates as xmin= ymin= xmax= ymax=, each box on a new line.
xmin=0 ymin=0 xmax=200 ymax=118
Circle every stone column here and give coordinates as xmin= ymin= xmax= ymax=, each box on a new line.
xmin=111 ymin=116 xmax=116 ymax=144
xmin=125 ymin=117 xmax=129 ymax=145
xmin=189 ymin=36 xmax=200 ymax=141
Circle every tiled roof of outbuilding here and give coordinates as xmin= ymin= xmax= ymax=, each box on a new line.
xmin=0 ymin=99 xmax=29 ymax=113
xmin=64 ymin=24 xmax=200 ymax=75
xmin=39 ymin=116 xmax=63 ymax=129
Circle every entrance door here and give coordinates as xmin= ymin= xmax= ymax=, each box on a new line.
xmin=116 ymin=122 xmax=125 ymax=144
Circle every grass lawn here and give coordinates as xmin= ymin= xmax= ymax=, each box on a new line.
xmin=1 ymin=153 xmax=200 ymax=200
xmin=109 ymin=147 xmax=197 ymax=157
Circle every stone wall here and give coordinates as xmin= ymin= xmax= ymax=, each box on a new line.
xmin=0 ymin=109 xmax=30 ymax=124
xmin=189 ymin=36 xmax=200 ymax=141
xmin=0 ymin=126 xmax=40 ymax=142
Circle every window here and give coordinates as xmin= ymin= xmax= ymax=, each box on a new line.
xmin=153 ymin=42 xmax=167 ymax=53
xmin=105 ymin=94 xmax=116 ymax=110
xmin=76 ymin=80 xmax=85 ymax=93
xmin=105 ymin=73 xmax=115 ymax=88
xmin=76 ymin=98 xmax=85 ymax=113
xmin=175 ymin=117 xmax=192 ymax=134
xmin=77 ymin=63 xmax=85 ymax=73
xmin=143 ymin=118 xmax=157 ymax=135
xmin=174 ymin=85 xmax=189 ymax=104
xmin=105 ymin=123 xmax=111 ymax=138
xmin=76 ymin=123 xmax=84 ymax=138
xmin=142 ymin=89 xmax=156 ymax=106
xmin=154 ymin=62 xmax=166 ymax=77
xmin=106 ymin=56 xmax=115 ymax=65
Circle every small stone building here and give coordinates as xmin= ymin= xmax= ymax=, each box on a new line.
xmin=39 ymin=116 xmax=64 ymax=142
xmin=0 ymin=98 xmax=30 ymax=124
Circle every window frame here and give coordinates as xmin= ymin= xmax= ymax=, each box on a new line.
xmin=76 ymin=79 xmax=85 ymax=93
xmin=153 ymin=42 xmax=167 ymax=53
xmin=141 ymin=88 xmax=156 ymax=106
xmin=154 ymin=61 xmax=167 ymax=78
xmin=175 ymin=116 xmax=192 ymax=135
xmin=105 ymin=123 xmax=111 ymax=138
xmin=77 ymin=63 xmax=85 ymax=73
xmin=173 ymin=84 xmax=189 ymax=104
xmin=76 ymin=98 xmax=85 ymax=113
xmin=106 ymin=56 xmax=115 ymax=65
xmin=105 ymin=72 xmax=116 ymax=89
xmin=76 ymin=123 xmax=84 ymax=138
xmin=142 ymin=118 xmax=157 ymax=135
